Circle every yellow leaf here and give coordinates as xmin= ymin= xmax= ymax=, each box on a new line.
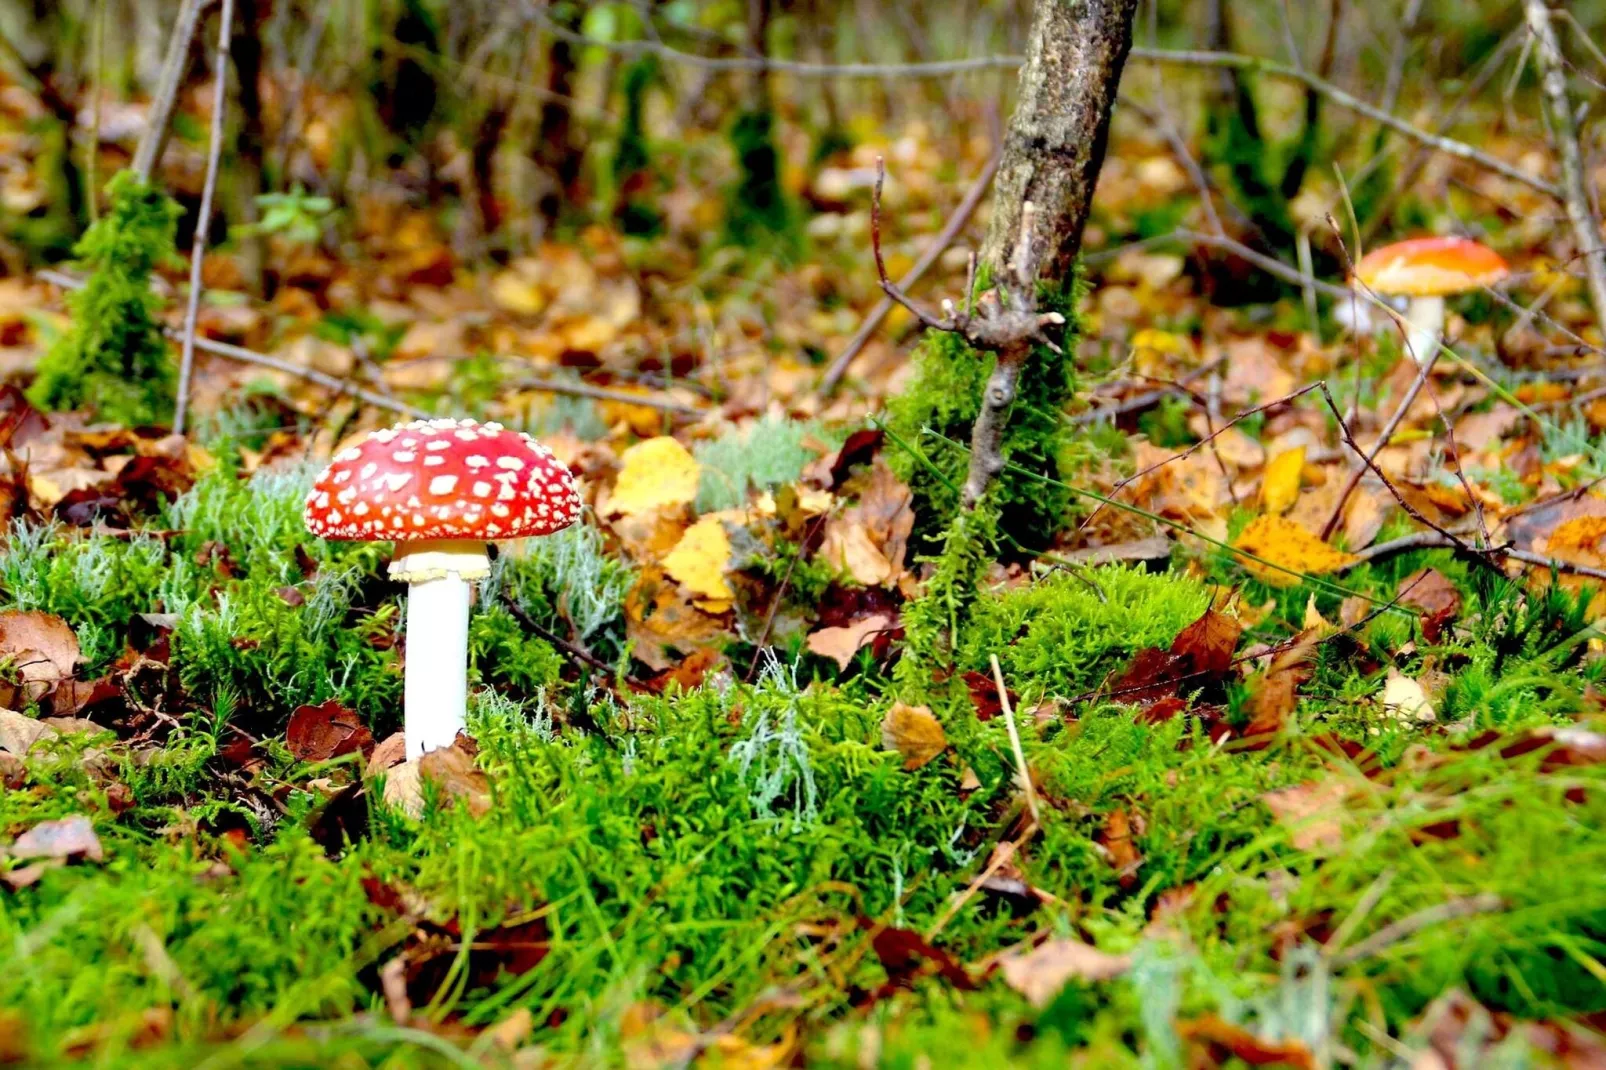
xmin=490 ymin=270 xmax=546 ymax=316
xmin=608 ymin=437 xmax=700 ymax=517
xmin=1261 ymin=445 xmax=1306 ymax=515
xmin=881 ymin=702 xmax=947 ymax=770
xmin=1232 ymin=515 xmax=1359 ymax=588
xmin=661 ymin=515 xmax=733 ymax=610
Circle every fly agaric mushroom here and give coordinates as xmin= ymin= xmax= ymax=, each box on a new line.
xmin=1352 ymin=237 xmax=1509 ymax=365
xmin=303 ymin=418 xmax=580 ymax=758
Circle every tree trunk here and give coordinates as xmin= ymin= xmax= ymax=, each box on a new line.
xmin=230 ymin=0 xmax=266 ymax=294
xmin=981 ymin=0 xmax=1140 ymax=287
xmin=533 ymin=12 xmax=582 ymax=228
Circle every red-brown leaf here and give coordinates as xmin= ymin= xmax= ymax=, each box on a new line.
xmin=286 ymin=700 xmax=374 ymax=762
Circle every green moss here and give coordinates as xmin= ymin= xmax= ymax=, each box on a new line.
xmin=29 ymin=171 xmax=182 ymax=426
xmin=885 ymin=279 xmax=1085 ymax=554
xmin=726 ymin=109 xmax=798 ymax=257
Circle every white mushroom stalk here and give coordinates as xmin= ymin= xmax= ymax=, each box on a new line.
xmin=1401 ymin=294 xmax=1446 ymax=366
xmin=303 ymin=419 xmax=582 ymax=760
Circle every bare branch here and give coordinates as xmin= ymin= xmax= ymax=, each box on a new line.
xmin=131 ymin=0 xmax=207 ymax=183
xmin=869 ymin=158 xmax=957 ymax=333
xmin=175 ymin=0 xmax=236 ymax=437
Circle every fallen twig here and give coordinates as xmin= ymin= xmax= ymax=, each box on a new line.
xmin=130 ymin=0 xmax=207 ymax=183
xmin=174 ymin=0 xmax=236 ymax=437
xmin=511 ymin=376 xmax=704 ymax=416
xmin=991 ymin=654 xmax=1041 ymax=828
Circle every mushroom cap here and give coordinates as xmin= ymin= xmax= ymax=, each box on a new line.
xmin=303 ymin=418 xmax=581 ymax=542
xmin=1353 ymin=236 xmax=1509 ymax=297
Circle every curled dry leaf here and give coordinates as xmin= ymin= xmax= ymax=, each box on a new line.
xmin=286 ymin=699 xmax=374 ymax=762
xmin=0 ymin=610 xmax=80 ymax=688
xmin=806 ymin=612 xmax=897 ymax=670
xmin=880 ymin=701 xmax=947 ymax=770
xmin=1396 ymin=567 xmax=1462 ymax=643
xmin=997 ymin=938 xmax=1131 ymax=1007
xmin=1232 ymin=515 xmax=1360 ymax=588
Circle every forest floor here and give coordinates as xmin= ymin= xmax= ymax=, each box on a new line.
xmin=1 ymin=89 xmax=1606 ymax=1069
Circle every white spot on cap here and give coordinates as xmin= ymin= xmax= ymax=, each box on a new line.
xmin=496 ymin=456 xmax=525 ymax=471
xmin=424 ymin=455 xmax=445 ymax=466
xmin=333 ymin=469 xmax=352 ymax=484
xmin=426 ymin=439 xmax=451 ymax=451
xmin=466 ymin=455 xmax=490 ymax=469
xmin=335 ymin=447 xmax=362 ymax=463
xmin=360 ymin=463 xmax=378 ymax=479
xmin=472 ymin=481 xmax=492 ymax=497
xmin=429 ymin=475 xmax=458 ymax=496
xmin=491 ymin=503 xmax=510 ymax=518
xmin=385 ymin=472 xmax=412 ymax=492
xmin=394 ymin=450 xmax=416 ymax=463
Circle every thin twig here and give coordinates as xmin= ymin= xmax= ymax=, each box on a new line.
xmin=131 ymin=0 xmax=207 ymax=183
xmin=821 ymin=151 xmax=1000 ymax=395
xmin=499 ymin=589 xmax=652 ymax=690
xmin=1174 ymin=229 xmax=1352 ymax=300
xmin=512 ymin=376 xmax=704 ymax=416
xmin=175 ymin=0 xmax=236 ymax=437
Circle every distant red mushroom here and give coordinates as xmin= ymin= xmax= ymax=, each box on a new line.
xmin=304 ymin=418 xmax=580 ymax=757
xmin=1353 ymin=237 xmax=1509 ymax=364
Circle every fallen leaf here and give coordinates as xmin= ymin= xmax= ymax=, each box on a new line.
xmin=1382 ymin=668 xmax=1437 ymax=723
xmin=607 ymin=437 xmax=700 ymax=518
xmin=1178 ymin=1015 xmax=1315 ymax=1069
xmin=806 ymin=613 xmax=897 ymax=670
xmin=1098 ymin=808 xmax=1143 ymax=887
xmin=1303 ymin=594 xmax=1331 ymax=632
xmin=863 ymin=919 xmax=976 ymax=991
xmin=1170 ymin=608 xmax=1243 ymax=678
xmin=1262 ymin=446 xmax=1305 ymax=515
xmin=997 ymin=938 xmax=1131 ymax=1007
xmin=365 ymin=732 xmax=407 ymax=778
xmin=286 ymin=699 xmax=374 ymax=762
xmin=820 ymin=517 xmax=894 ymax=586
xmin=1232 ymin=515 xmax=1360 ymax=588
xmin=881 ymin=702 xmax=947 ymax=770
xmin=1262 ymin=779 xmax=1349 ymax=851
xmin=1396 ymin=568 xmax=1462 ymax=643
xmin=623 ymin=567 xmax=726 ymax=671
xmin=0 ymin=611 xmax=80 ymax=688
xmin=661 ymin=515 xmax=734 ymax=611
xmin=0 ymin=708 xmax=56 ymax=756
xmin=6 ymin=814 xmax=103 ymax=862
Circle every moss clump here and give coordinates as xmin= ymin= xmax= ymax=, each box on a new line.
xmin=886 ymin=279 xmax=1084 ymax=554
xmin=611 ymin=56 xmax=662 ymax=236
xmin=962 ymin=566 xmax=1208 ymax=699
xmin=29 ymin=171 xmax=182 ymax=426
xmin=726 ymin=109 xmax=798 ymax=257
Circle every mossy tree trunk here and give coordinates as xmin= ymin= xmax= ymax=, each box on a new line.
xmin=962 ymin=0 xmax=1138 ymax=508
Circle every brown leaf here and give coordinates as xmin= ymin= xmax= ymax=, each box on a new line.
xmin=1171 ymin=608 xmax=1243 ymax=678
xmin=1098 ymin=808 xmax=1143 ymax=887
xmin=365 ymin=732 xmax=408 ymax=779
xmin=1262 ymin=779 xmax=1350 ymax=851
xmin=863 ymin=919 xmax=976 ymax=991
xmin=962 ymin=669 xmax=1013 ymax=721
xmin=286 ymin=699 xmax=374 ymax=762
xmin=806 ymin=613 xmax=898 ymax=670
xmin=880 ymin=702 xmax=947 ymax=770
xmin=0 ymin=708 xmax=55 ymax=756
xmin=997 ymin=938 xmax=1131 ymax=1007
xmin=6 ymin=814 xmax=103 ymax=863
xmin=419 ymin=743 xmax=492 ymax=817
xmin=1178 ymin=1015 xmax=1315 ymax=1069
xmin=642 ymin=647 xmax=723 ymax=693
xmin=0 ymin=611 xmax=80 ymax=688
xmin=827 ymin=428 xmax=884 ymax=489
xmin=1397 ymin=568 xmax=1462 ymax=643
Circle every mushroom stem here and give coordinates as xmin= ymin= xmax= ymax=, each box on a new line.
xmin=1402 ymin=295 xmax=1445 ymax=365
xmin=390 ymin=538 xmax=490 ymax=758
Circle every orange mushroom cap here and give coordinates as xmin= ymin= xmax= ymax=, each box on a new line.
xmin=1353 ymin=236 xmax=1509 ymax=297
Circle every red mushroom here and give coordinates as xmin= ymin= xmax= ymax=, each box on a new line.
xmin=1353 ymin=237 xmax=1509 ymax=364
xmin=304 ymin=418 xmax=580 ymax=757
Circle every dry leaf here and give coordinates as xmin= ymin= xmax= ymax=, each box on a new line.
xmin=820 ymin=517 xmax=894 ymax=586
xmin=881 ymin=702 xmax=947 ymax=770
xmin=1303 ymin=594 xmax=1332 ymax=632
xmin=1397 ymin=567 xmax=1462 ymax=642
xmin=0 ymin=708 xmax=56 ymax=756
xmin=806 ymin=613 xmax=896 ymax=670
xmin=1262 ymin=779 xmax=1350 ymax=851
xmin=1232 ymin=515 xmax=1359 ymax=588
xmin=5 ymin=814 xmax=103 ymax=862
xmin=286 ymin=699 xmax=373 ymax=762
xmin=607 ymin=437 xmax=700 ymax=518
xmin=661 ymin=515 xmax=734 ymax=611
xmin=0 ymin=611 xmax=80 ymax=687
xmin=623 ymin=567 xmax=726 ymax=671
xmin=1382 ymin=668 xmax=1437 ymax=722
xmin=997 ymin=938 xmax=1131 ymax=1007
xmin=1262 ymin=445 xmax=1306 ymax=515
